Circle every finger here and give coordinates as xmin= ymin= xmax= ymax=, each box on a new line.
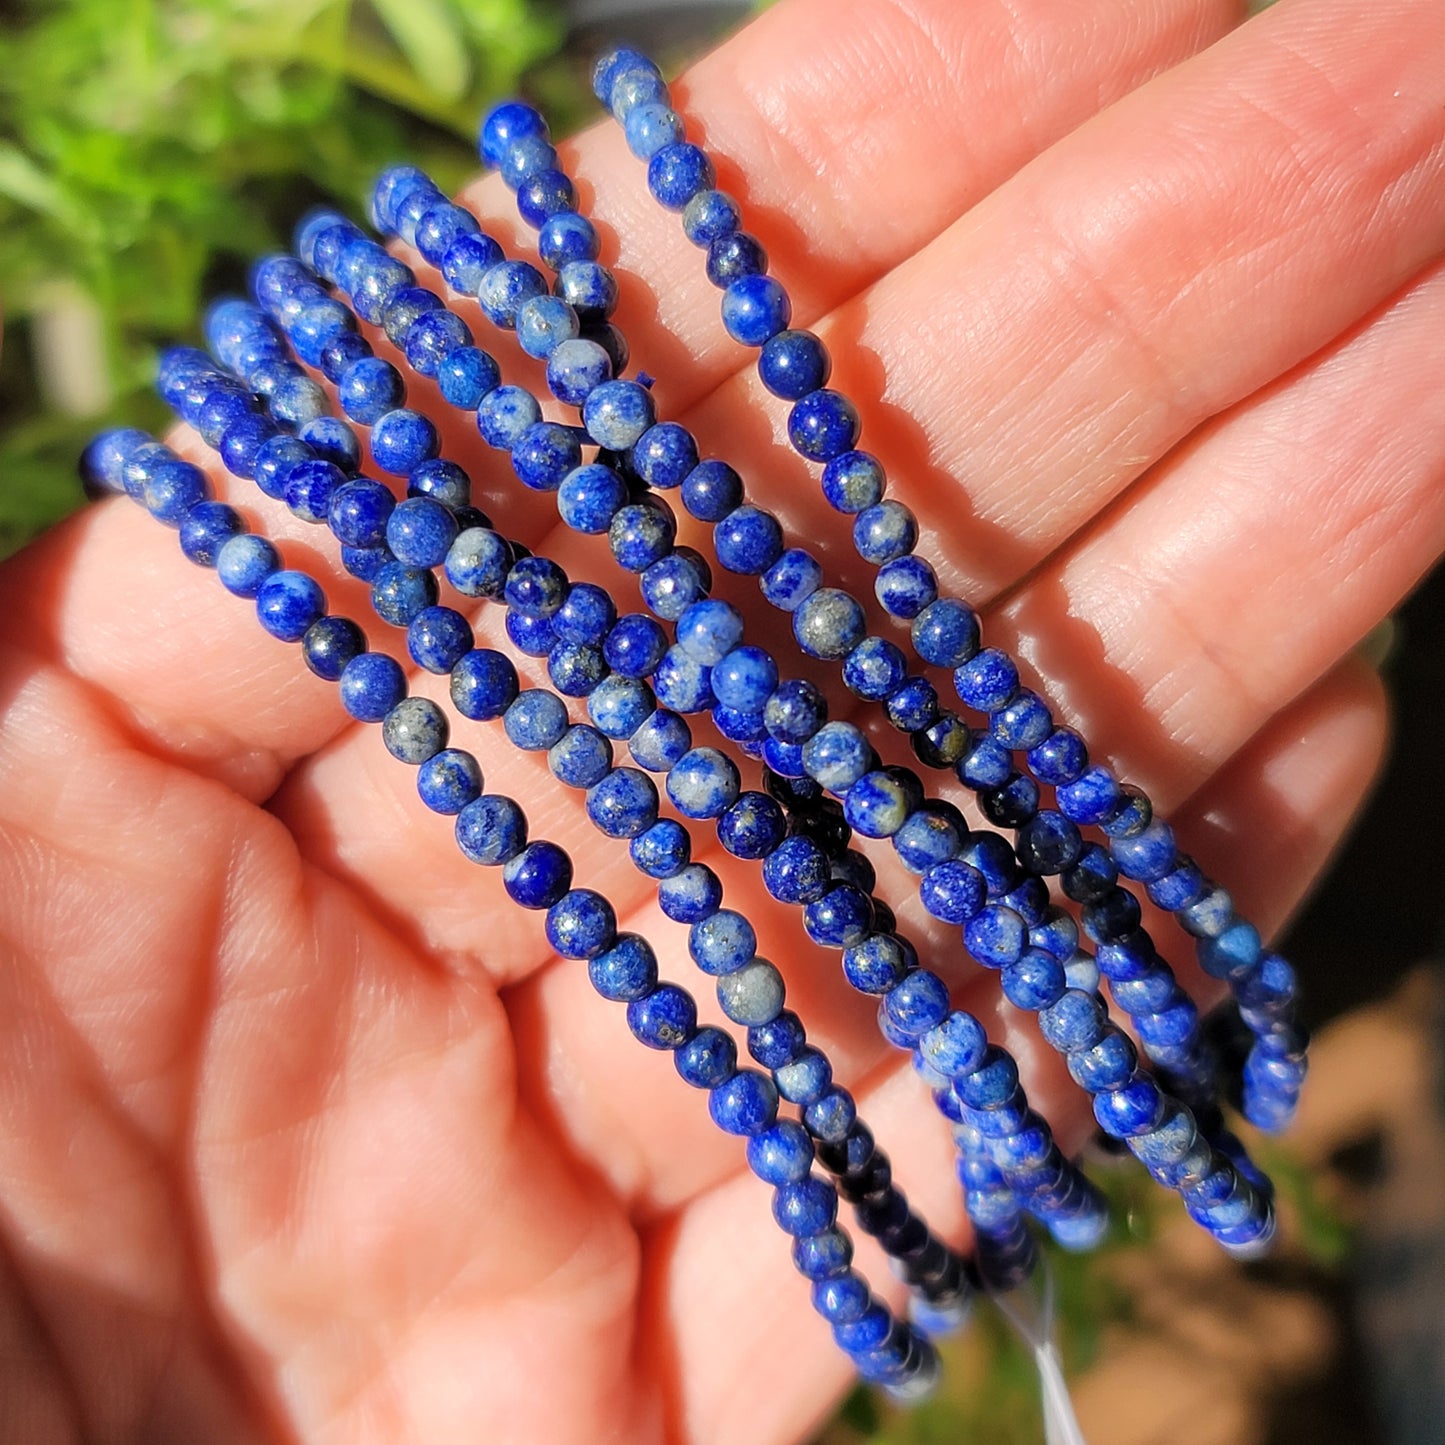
xmin=993 ymin=253 xmax=1445 ymax=810
xmin=453 ymin=0 xmax=1242 ymax=410
xmin=643 ymin=652 xmax=1385 ymax=1445
xmin=669 ymin=0 xmax=1445 ymax=607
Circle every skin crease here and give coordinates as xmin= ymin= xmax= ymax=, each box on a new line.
xmin=3 ymin=0 xmax=1445 ymax=1440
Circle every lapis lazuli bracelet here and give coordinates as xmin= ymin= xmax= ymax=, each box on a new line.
xmin=79 ymin=42 xmax=1304 ymax=1405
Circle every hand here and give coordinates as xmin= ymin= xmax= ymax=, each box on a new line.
xmin=2 ymin=0 xmax=1441 ymax=1440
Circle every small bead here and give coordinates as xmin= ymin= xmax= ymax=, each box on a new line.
xmin=537 ymin=211 xmax=599 ymax=269
xmin=843 ymin=637 xmax=908 ymax=700
xmin=631 ymin=423 xmax=699 ymax=490
xmin=178 ymin=500 xmax=244 ymax=566
xmin=372 ymin=562 xmax=439 ymax=627
xmin=517 ymin=168 xmax=578 ymax=229
xmin=964 ymin=905 xmax=1027 ymax=968
xmin=682 ymin=188 xmax=740 ymax=246
xmin=759 ymin=548 xmax=823 ymax=612
xmin=455 ymin=794 xmax=528 ymax=866
xmin=301 ymin=615 xmax=365 ymax=682
xmin=843 ymin=772 xmax=911 ymax=839
xmin=803 ymin=885 xmax=873 ymax=949
xmin=748 ymin=1120 xmax=814 ymax=1185
xmin=604 ymin=613 xmax=669 ymax=679
xmin=717 ymin=959 xmax=786 ymax=1027
xmin=476 ymin=261 xmax=548 ymax=329
xmin=648 ymin=142 xmax=715 ymax=210
xmin=689 ymin=908 xmax=757 ymax=975
xmin=380 ymin=287 xmax=443 ymax=348
xmin=404 ymin=309 xmax=472 ymax=377
xmin=586 ymin=767 xmax=660 ymax=838
xmin=802 ymin=722 xmax=872 ymax=795
xmin=641 ymin=551 xmax=710 ymax=621
xmin=680 ymin=459 xmax=743 ymax=522
xmin=793 ymin=588 xmax=866 ymax=660
xmin=558 ymin=462 xmax=628 ymax=534
xmin=893 ymin=808 xmax=963 ymax=873
xmin=721 ymin=274 xmax=792 ymax=347
xmin=371 ymin=410 xmax=440 ymax=476
xmin=387 ymin=496 xmax=459 ymax=570
xmin=480 ymin=100 xmax=548 ymax=169
xmin=339 ymin=652 xmax=407 ymax=722
xmin=627 ymin=984 xmax=697 ymax=1051
xmin=1001 ymin=949 xmax=1067 ymax=1011
xmin=417 ymin=748 xmax=483 ymax=815
xmin=659 ymin=863 xmax=723 ymax=924
xmin=629 ymin=709 xmax=692 ymax=773
xmin=991 ymin=689 xmax=1054 ymax=751
xmin=546 ymin=339 xmax=613 ymax=408
xmin=504 ymin=555 xmax=569 ymax=620
xmin=256 ymin=570 xmax=325 ymax=642
xmin=498 ymin=134 xmax=559 ymax=188
xmin=630 ymin=819 xmax=691 ymax=879
xmin=705 ymin=232 xmax=767 ymax=287
xmin=913 ymin=599 xmax=980 ymax=668
xmin=790 ymin=390 xmax=861 ymax=462
xmin=674 ymin=1024 xmax=738 ymax=1088
xmin=381 ymin=696 xmax=448 ymax=766
xmin=556 ymin=261 xmax=619 ymax=321
xmin=503 ymin=840 xmax=574 ymax=910
xmin=298 ymin=417 xmax=361 ymax=473
xmin=624 ymin=100 xmax=684 ymax=158
xmin=548 ymin=725 xmax=614 ymax=790
xmin=713 ymin=506 xmax=784 ymax=575
xmin=843 ymin=934 xmax=910 ymax=995
xmin=414 ymin=201 xmax=481 ymax=269
xmin=762 ymin=836 xmax=832 ymax=905
xmin=821 ymin=450 xmax=885 ymax=514
xmin=666 ymin=748 xmax=741 ymax=820
xmin=764 ymin=679 xmax=828 ymax=745
xmin=709 ymin=1069 xmax=779 ymax=1136
xmin=653 ymin=647 xmax=715 ymax=715
xmin=584 ymin=380 xmax=656 ymax=450
xmin=588 ymin=675 xmax=657 ymax=739
xmin=590 ymin=934 xmax=660 ymax=1005
xmin=545 ymin=889 xmax=617 ymax=960
xmin=408 ymin=605 xmax=473 ymax=674
xmin=717 ymin=792 xmax=788 ymax=860
xmin=447 ymin=528 xmax=513 ymax=600
xmin=676 ymin=599 xmax=744 ymax=667
xmin=441 ymin=233 xmax=506 ymax=296
xmin=516 ymin=294 xmax=580 ymax=360
xmin=875 ymin=557 xmax=937 ymax=620
xmin=504 ymin=689 xmax=570 ymax=751
xmin=338 ymin=357 xmax=405 ymax=425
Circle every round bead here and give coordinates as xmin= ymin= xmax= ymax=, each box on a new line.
xmin=452 ymin=795 xmax=526 ymax=867
xmin=705 ymin=232 xmax=767 ymax=287
xmin=505 ymin=555 xmax=569 ymax=619
xmin=255 ymin=570 xmax=324 ymax=642
xmin=875 ymin=556 xmax=938 ymax=620
xmin=503 ymin=840 xmax=574 ymax=910
xmin=417 ymin=748 xmax=483 ymax=815
xmin=548 ymin=725 xmax=614 ymax=790
xmin=666 ymin=748 xmax=741 ymax=819
xmin=717 ymin=793 xmax=787 ymax=860
xmin=713 ymin=506 xmax=784 ymax=575
xmin=758 ymin=329 xmax=830 ymax=401
xmin=538 ymin=211 xmax=599 ymax=269
xmin=381 ymin=696 xmax=448 ymax=765
xmin=384 ymin=496 xmax=457 ymax=570
xmin=760 ymin=548 xmax=823 ymax=611
xmin=821 ymin=450 xmax=885 ymax=514
xmin=440 ymin=233 xmax=506 ymax=296
xmin=676 ymin=599 xmax=744 ymax=666
xmin=604 ymin=613 xmax=668 ymax=680
xmin=588 ymin=675 xmax=656 ymax=739
xmin=629 ymin=709 xmax=692 ymax=773
xmin=709 ymin=1070 xmax=779 ymax=1136
xmin=680 ymin=460 xmax=743 ymax=522
xmin=653 ymin=647 xmax=714 ymax=714
xmin=407 ymin=606 xmax=473 ymax=674
xmin=504 ymin=689 xmax=569 ymax=751
xmin=516 ymin=294 xmax=580 ymax=360
xmin=789 ymin=390 xmax=861 ymax=462
xmin=793 ymin=588 xmax=866 ymax=660
xmin=688 ymin=909 xmax=757 ymax=976
xmin=370 ymin=410 xmax=439 ymax=475
xmin=545 ymin=889 xmax=617 ymax=960
xmin=476 ymin=261 xmax=548 ymax=329
xmin=627 ymin=984 xmax=697 ymax=1051
xmin=301 ymin=615 xmax=365 ymax=682
xmin=516 ymin=167 xmax=577 ymax=229
xmin=586 ymin=767 xmax=660 ymax=839
xmin=282 ymin=458 xmax=344 ymax=524
xmin=631 ymin=423 xmax=698 ymax=490
xmin=682 ymin=188 xmax=740 ymax=246
xmin=546 ymin=338 xmax=612 ymax=408
xmin=371 ymin=562 xmax=438 ymax=627
xmin=339 ymin=652 xmax=406 ymax=722
xmin=558 ymin=462 xmax=627 ymax=534
xmin=748 ymin=1121 xmax=814 ymax=1186
xmin=718 ymin=960 xmax=786 ymax=1027
xmin=648 ymin=142 xmax=715 ymax=210
xmin=178 ymin=500 xmax=244 ymax=566
xmin=764 ymin=679 xmax=827 ymax=745
xmin=337 ymin=357 xmax=405 ymax=425
xmin=802 ymin=722 xmax=872 ymax=795
xmin=842 ymin=934 xmax=910 ymax=995
xmin=447 ymin=528 xmax=513 ymax=599
xmin=721 ymin=274 xmax=791 ymax=347
xmin=843 ymin=772 xmax=911 ymax=839
xmin=584 ymin=380 xmax=656 ymax=451
xmin=913 ymin=599 xmax=980 ymax=668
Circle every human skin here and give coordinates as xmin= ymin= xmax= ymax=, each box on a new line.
xmin=2 ymin=0 xmax=1444 ymax=1440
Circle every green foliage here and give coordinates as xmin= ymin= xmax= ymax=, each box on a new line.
xmin=0 ymin=0 xmax=567 ymax=549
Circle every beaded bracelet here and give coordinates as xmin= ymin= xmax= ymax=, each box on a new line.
xmin=362 ymin=140 xmax=1271 ymax=1248
xmin=77 ymin=40 xmax=1315 ymax=1410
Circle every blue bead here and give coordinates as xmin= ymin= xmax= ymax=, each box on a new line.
xmin=381 ymin=696 xmax=448 ymax=765
xmin=688 ymin=908 xmax=756 ymax=975
xmin=538 ymin=211 xmax=599 ymax=269
xmin=477 ymin=386 xmax=544 ymax=450
xmin=441 ymin=233 xmax=506 ymax=296
xmin=793 ymin=588 xmax=866 ymax=660
xmin=852 ymin=501 xmax=916 ymax=566
xmin=748 ymin=1120 xmax=814 ymax=1185
xmin=319 ymin=333 xmax=371 ymax=385
xmin=670 ymin=1025 xmax=736 ymax=1090
xmin=142 ymin=458 xmax=209 ymax=524
xmin=414 ymin=201 xmax=482 ymax=269
xmin=546 ymin=889 xmax=617 ymax=960
xmin=507 ymin=422 xmax=579 ymax=495
xmin=417 ymin=748 xmax=483 ymax=815
xmin=590 ymin=934 xmax=659 ymax=1004
xmin=476 ymin=261 xmax=548 ymax=330
xmin=301 ymin=615 xmax=365 ymax=682
xmin=515 ymin=294 xmax=579 ymax=361
xmin=381 ymin=496 xmax=455 ymax=571
xmin=215 ymin=413 xmax=278 ymax=481
xmin=1094 ymin=1077 xmax=1164 ymax=1138
xmin=803 ymin=885 xmax=873 ymax=949
xmin=1001 ymin=949 xmax=1067 ymax=1011
xmin=672 ymin=599 xmax=741 ymax=667
xmin=546 ymin=339 xmax=612 ymax=407
xmin=624 ymin=822 xmax=687 ymax=884
xmin=709 ymin=1070 xmax=779 ymax=1136
xmin=918 ymin=1011 xmax=988 ymax=1080
xmin=624 ymin=101 xmax=684 ymax=159
xmin=626 ymin=984 xmax=697 ymax=1051
xmin=776 ymin=1047 xmax=832 ymax=1105
xmin=709 ymin=647 xmax=776 ymax=714
xmin=504 ymin=555 xmax=568 ymax=620
xmin=586 ymin=320 xmax=629 ymax=377
xmin=178 ymin=500 xmax=243 ymax=566
xmin=591 ymin=45 xmax=655 ymax=105
xmin=255 ymin=571 xmax=325 ymax=643
xmin=455 ymin=794 xmax=528 ymax=866
xmin=911 ymin=599 xmax=979 ymax=669
xmin=556 ymin=261 xmax=618 ymax=320
xmin=1112 ymin=819 xmax=1179 ymax=883
xmin=446 ymin=527 xmax=512 ymax=600
xmin=499 ymin=135 xmax=559 ymax=189
xmin=404 ymin=309 xmax=472 ymax=377
xmin=680 ymin=459 xmax=743 ymax=522
xmin=611 ymin=63 xmax=668 ymax=119
xmin=757 ymin=548 xmax=821 ymax=612
xmin=647 ymin=142 xmax=714 ymax=210
xmin=407 ymin=605 xmax=473 ymax=674
xmin=640 ymin=551 xmax=710 ymax=621
xmin=406 ymin=458 xmax=470 ymax=512
xmin=793 ymin=1228 xmax=853 ymax=1281
xmin=553 ymin=462 xmax=623 ymax=535
xmin=369 ymin=167 xmax=431 ymax=232
xmin=872 ymin=556 xmax=936 ymax=620
xmin=370 ymin=410 xmax=439 ymax=476
xmin=1018 ymin=811 xmax=1084 ymax=875
xmin=841 ymin=934 xmax=909 ymax=995
xmin=843 ymin=772 xmax=911 ymax=839
xmin=435 ymin=347 xmax=500 ymax=412
xmin=773 ymin=1176 xmax=838 ymax=1236
xmin=581 ymin=766 xmax=656 ymax=837
xmin=721 ymin=275 xmax=791 ymax=347
xmin=325 ymin=485 xmax=395 ymax=560
xmin=651 ymin=651 xmax=712 ymax=720
xmin=991 ymin=689 xmax=1053 ymax=750
xmin=546 ymin=725 xmax=613 ymax=790
xmin=790 ymin=390 xmax=860 ymax=463
xmin=713 ymin=505 xmax=783 ymax=575
xmin=626 ymin=425 xmax=695 ymax=493
xmin=763 ymin=836 xmax=832 ymax=905
xmin=820 ymin=450 xmax=885 ymax=514
xmin=747 ymin=1013 xmax=807 ymax=1072
xmin=504 ymin=690 xmax=569 ymax=752
xmin=323 ymin=358 xmax=394 ymax=434
xmin=517 ymin=167 xmax=578 ymax=228
xmin=841 ymin=637 xmax=907 ymax=702
xmin=480 ymin=100 xmax=548 ymax=170
xmin=588 ymin=675 xmax=656 ymax=740
xmin=79 ymin=426 xmax=152 ymax=494
xmin=893 ymin=809 xmax=963 ymax=873
xmin=338 ymin=652 xmax=406 ymax=722
xmin=217 ymin=534 xmax=280 ymax=598
xmin=548 ymin=584 xmax=614 ymax=650
xmin=276 ymin=457 xmax=339 ymax=526
xmin=1038 ymin=991 xmax=1107 ymax=1056
xmin=964 ymin=905 xmax=1027 ymax=968
xmin=666 ymin=748 xmax=740 ymax=819
xmin=801 ymin=722 xmax=871 ymax=795
xmin=682 ymin=188 xmax=740 ymax=246
xmin=629 ymin=709 xmax=692 ymax=773
xmin=270 ymin=376 xmax=328 ymax=429
xmin=717 ymin=792 xmax=787 ymax=860
xmin=503 ymin=840 xmax=574 ymax=910
xmin=603 ymin=613 xmax=668 ymax=679
xmin=192 ymin=388 xmax=254 ymax=448
xmin=1198 ymin=920 xmax=1263 ymax=981
xmin=756 ymin=328 xmax=830 ymax=401
xmin=584 ymin=380 xmax=656 ymax=450
xmin=706 ymin=232 xmax=767 ymax=287
xmin=878 ymin=970 xmax=951 ymax=1047
xmin=656 ymin=864 xmax=720 ymax=925
xmin=764 ymin=679 xmax=827 ymax=744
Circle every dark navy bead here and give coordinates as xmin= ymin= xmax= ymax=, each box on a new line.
xmin=762 ymin=836 xmax=832 ymax=905
xmin=709 ymin=1069 xmax=779 ymax=1136
xmin=713 ymin=505 xmax=784 ymax=575
xmin=680 ymin=459 xmax=742 ymax=522
xmin=505 ymin=555 xmax=569 ymax=619
xmin=627 ymin=984 xmax=697 ymax=1051
xmin=584 ymin=380 xmax=656 ymax=451
xmin=517 ymin=167 xmax=577 ymax=229
xmin=979 ymin=772 xmax=1041 ymax=830
xmin=705 ymin=232 xmax=767 ymax=287
xmin=884 ymin=677 xmax=939 ymax=734
xmin=674 ymin=1024 xmax=738 ymax=1088
xmin=372 ymin=562 xmax=439 ymax=627
xmin=538 ymin=211 xmax=599 ymax=269
xmin=717 ymin=793 xmax=787 ymax=860
xmin=297 ymin=417 xmax=361 ymax=474
xmin=629 ymin=423 xmax=697 ymax=492
xmin=455 ymin=794 xmax=528 ymax=866
xmin=338 ymin=357 xmax=405 ymax=426
xmin=590 ymin=934 xmax=659 ymax=1004
xmin=582 ymin=320 xmax=629 ymax=376
xmin=820 ymin=450 xmax=885 ymax=514
xmin=546 ymin=889 xmax=617 ymax=960
xmin=603 ymin=613 xmax=668 ymax=679
xmin=629 ymin=709 xmax=692 ymax=772
xmin=436 ymin=347 xmax=501 ymax=412
xmin=414 ymin=201 xmax=482 ymax=269
xmin=586 ymin=767 xmax=659 ymax=838
xmin=909 ymin=595 xmax=978 ymax=664
xmin=659 ymin=863 xmax=723 ymax=924
xmin=648 ymin=142 xmax=714 ymax=210
xmin=1063 ymin=844 xmax=1118 ymax=904
xmin=440 ymin=233 xmax=506 ymax=296
xmin=328 ymin=480 xmax=395 ymax=549
xmin=956 ymin=736 xmax=1012 ymax=791
xmin=879 ymin=970 xmax=951 ymax=1047
xmin=803 ymin=885 xmax=873 ymax=949
xmin=1017 ymin=811 xmax=1084 ymax=876
xmin=504 ymin=689 xmax=569 ymax=751
xmin=370 ymin=410 xmax=439 ymax=476
xmin=516 ymin=295 xmax=580 ymax=360
xmin=758 ymin=329 xmax=830 ymax=401
xmin=588 ymin=675 xmax=656 ymax=739
xmin=793 ymin=588 xmax=866 ymax=660
xmin=477 ymin=261 xmax=548 ymax=330
xmin=652 ymin=647 xmax=714 ymax=714
xmin=630 ymin=819 xmax=690 ymax=879
xmin=549 ymin=725 xmax=614 ymax=789
xmin=446 ymin=527 xmax=512 ymax=599
xmin=301 ymin=615 xmax=365 ymax=682
xmin=408 ymin=605 xmax=473 ymax=674
xmin=339 ymin=652 xmax=406 ymax=722
xmin=381 ymin=697 xmax=448 ymax=766
xmin=793 ymin=1228 xmax=853 ymax=1281
xmin=843 ymin=934 xmax=910 ymax=995
xmin=417 ymin=748 xmax=483 ymax=815
xmin=789 ymin=390 xmax=861 ymax=462
xmin=1082 ymin=887 xmax=1143 ymax=945
xmin=843 ymin=637 xmax=909 ymax=700
xmin=759 ymin=548 xmax=823 ymax=611
xmin=256 ymin=571 xmax=324 ymax=642
xmin=178 ymin=500 xmax=243 ymax=566
xmin=503 ymin=840 xmax=574 ymax=910
xmin=682 ymin=188 xmax=740 ymax=246
xmin=216 ymin=414 xmax=279 ymax=482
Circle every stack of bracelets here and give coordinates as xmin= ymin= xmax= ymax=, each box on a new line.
xmin=79 ymin=44 xmax=1304 ymax=1407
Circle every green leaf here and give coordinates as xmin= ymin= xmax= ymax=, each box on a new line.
xmin=366 ymin=0 xmax=471 ymax=101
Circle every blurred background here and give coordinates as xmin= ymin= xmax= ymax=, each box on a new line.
xmin=0 ymin=0 xmax=1440 ymax=1440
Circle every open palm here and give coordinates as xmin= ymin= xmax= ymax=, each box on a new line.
xmin=3 ymin=0 xmax=1443 ymax=1440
